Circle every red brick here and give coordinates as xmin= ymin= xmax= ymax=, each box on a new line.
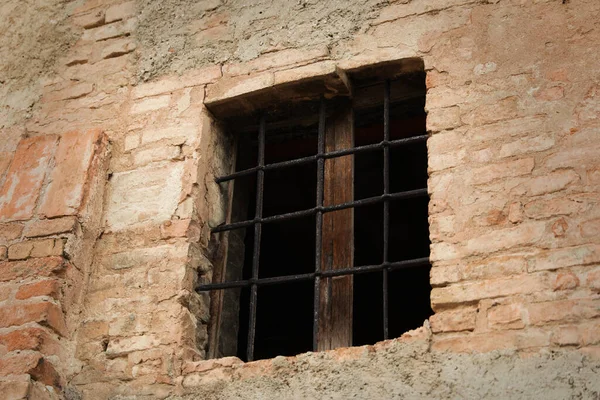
xmin=0 ymin=222 xmax=23 ymax=243
xmin=39 ymin=130 xmax=104 ymax=218
xmin=0 ymin=327 xmax=61 ymax=356
xmin=0 ymin=353 xmax=61 ymax=388
xmin=429 ymin=307 xmax=477 ymax=333
xmin=16 ymin=280 xmax=60 ymax=300
xmin=0 ymin=257 xmax=65 ymax=282
xmin=160 ymin=219 xmax=192 ymax=239
xmin=529 ymin=244 xmax=600 ymax=272
xmin=527 ymin=299 xmax=600 ymax=326
xmin=0 ymin=302 xmax=67 ymax=336
xmin=0 ymin=136 xmax=58 ymax=222
xmin=23 ymin=217 xmax=78 ymax=238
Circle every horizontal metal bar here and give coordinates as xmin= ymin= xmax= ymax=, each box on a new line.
xmin=211 ymin=188 xmax=428 ymax=233
xmin=195 ymin=257 xmax=430 ymax=291
xmin=215 ymin=134 xmax=428 ymax=183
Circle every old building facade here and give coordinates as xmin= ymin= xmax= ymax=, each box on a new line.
xmin=1 ymin=0 xmax=600 ymax=398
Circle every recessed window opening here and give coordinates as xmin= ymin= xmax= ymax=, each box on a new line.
xmin=199 ymin=67 xmax=432 ymax=362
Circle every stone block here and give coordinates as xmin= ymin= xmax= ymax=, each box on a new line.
xmin=133 ymin=145 xmax=181 ymax=167
xmin=105 ymin=335 xmax=160 ymax=358
xmin=524 ymin=197 xmax=583 ymax=219
xmin=105 ymin=162 xmax=185 ymax=231
xmin=39 ymin=129 xmax=104 ymax=218
xmin=45 ymin=82 xmax=94 ymax=102
xmin=73 ymin=10 xmax=105 ymax=29
xmin=465 ymin=221 xmax=545 ymax=255
xmin=141 ymin=124 xmax=197 ymax=146
xmin=0 ymin=136 xmax=58 ymax=222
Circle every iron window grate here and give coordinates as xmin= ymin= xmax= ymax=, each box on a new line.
xmin=197 ymin=80 xmax=430 ymax=361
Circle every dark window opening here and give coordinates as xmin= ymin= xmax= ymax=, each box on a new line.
xmin=200 ymin=68 xmax=432 ymax=362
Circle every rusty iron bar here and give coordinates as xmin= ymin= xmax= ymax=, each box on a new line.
xmin=214 ymin=135 xmax=428 ymax=184
xmin=196 ymin=257 xmax=430 ymax=291
xmin=246 ymin=116 xmax=266 ymax=362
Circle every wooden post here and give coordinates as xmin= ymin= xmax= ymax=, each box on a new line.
xmin=318 ymin=100 xmax=354 ymax=350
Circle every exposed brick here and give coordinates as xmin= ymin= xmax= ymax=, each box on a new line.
xmin=105 ymin=1 xmax=136 ymax=23
xmin=462 ymin=96 xmax=519 ymax=127
xmin=586 ymin=268 xmax=600 ymax=291
xmin=0 ymin=246 xmax=6 ymax=261
xmin=106 ymin=335 xmax=160 ymax=358
xmin=160 ymin=219 xmax=192 ymax=239
xmin=488 ymin=303 xmax=525 ymax=330
xmin=105 ymin=162 xmax=185 ymax=231
xmin=205 ymin=72 xmax=275 ymax=104
xmin=553 ymin=270 xmax=579 ymax=291
xmin=131 ymin=95 xmax=171 ymax=114
xmin=529 ymin=244 xmax=600 ymax=272
xmin=471 ymin=158 xmax=534 ymax=185
xmin=580 ymin=218 xmax=600 ymax=238
xmin=524 ymin=197 xmax=583 ymax=219
xmin=0 ymin=353 xmax=61 ymax=388
xmin=132 ymin=145 xmax=181 ymax=166
xmin=430 ymin=256 xmax=526 ymax=286
xmin=16 ymin=279 xmax=60 ymax=300
xmin=8 ymin=239 xmax=64 ymax=260
xmin=0 ymin=223 xmax=23 ymax=243
xmin=426 ymin=106 xmax=461 ymax=132
xmin=0 ymin=377 xmax=30 ymax=400
xmin=78 ymin=320 xmax=109 ymax=340
xmin=73 ymin=10 xmax=105 ymax=29
xmin=45 ymin=82 xmax=94 ymax=102
xmin=23 ymin=217 xmax=78 ymax=238
xmin=39 ymin=129 xmax=103 ymax=218
xmin=99 ymin=38 xmax=137 ymax=60
xmin=465 ymin=221 xmax=546 ymax=255
xmin=431 ymin=274 xmax=550 ymax=309
xmin=499 ymin=135 xmax=554 ymax=158
xmin=432 ymin=329 xmax=550 ymax=353
xmin=0 ymin=327 xmax=61 ymax=355
xmin=0 ymin=257 xmax=65 ymax=283
xmin=518 ymin=169 xmax=579 ymax=196
xmin=141 ymin=124 xmax=196 ymax=146
xmin=82 ymin=17 xmax=137 ymax=42
xmin=0 ymin=302 xmax=67 ymax=336
xmin=527 ymin=299 xmax=600 ymax=326
xmin=429 ymin=307 xmax=476 ymax=333
xmin=0 ymin=136 xmax=58 ymax=222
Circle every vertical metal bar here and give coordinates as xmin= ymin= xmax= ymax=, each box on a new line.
xmin=383 ymin=80 xmax=390 ymax=340
xmin=313 ymin=98 xmax=326 ymax=351
xmin=247 ymin=115 xmax=266 ymax=361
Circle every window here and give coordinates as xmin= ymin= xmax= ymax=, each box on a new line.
xmin=199 ymin=60 xmax=432 ymax=361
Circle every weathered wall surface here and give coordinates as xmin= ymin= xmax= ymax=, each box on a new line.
xmin=0 ymin=0 xmax=599 ymax=399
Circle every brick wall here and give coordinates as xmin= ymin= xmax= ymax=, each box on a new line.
xmin=0 ymin=0 xmax=599 ymax=398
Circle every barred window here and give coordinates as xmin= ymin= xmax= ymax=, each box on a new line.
xmin=199 ymin=60 xmax=432 ymax=361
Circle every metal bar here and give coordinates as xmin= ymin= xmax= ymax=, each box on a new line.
xmin=246 ymin=116 xmax=266 ymax=362
xmin=196 ymin=257 xmax=431 ymax=291
xmin=383 ymin=79 xmax=390 ymax=341
xmin=313 ymin=98 xmax=326 ymax=351
xmin=215 ymin=134 xmax=428 ymax=183
xmin=212 ymin=188 xmax=428 ymax=233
